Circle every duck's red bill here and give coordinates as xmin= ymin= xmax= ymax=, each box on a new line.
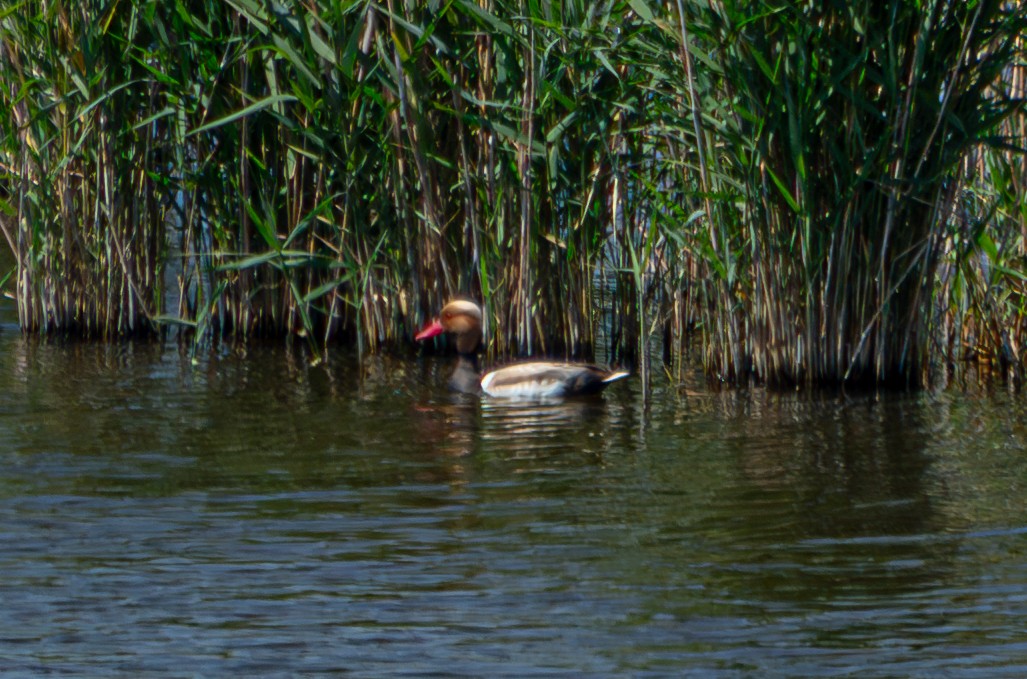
xmin=415 ymin=319 xmax=444 ymax=341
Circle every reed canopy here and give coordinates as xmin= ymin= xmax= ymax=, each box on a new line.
xmin=0 ymin=0 xmax=1024 ymax=389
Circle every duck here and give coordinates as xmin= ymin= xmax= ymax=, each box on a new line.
xmin=415 ymin=300 xmax=629 ymax=399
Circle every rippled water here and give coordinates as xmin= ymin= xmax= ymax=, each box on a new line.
xmin=1 ymin=320 xmax=1026 ymax=676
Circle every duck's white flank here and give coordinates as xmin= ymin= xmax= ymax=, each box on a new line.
xmin=479 ymin=362 xmax=629 ymax=399
xmin=480 ymin=371 xmax=568 ymax=399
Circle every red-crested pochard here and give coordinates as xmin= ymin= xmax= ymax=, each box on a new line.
xmin=416 ymin=300 xmax=629 ymax=399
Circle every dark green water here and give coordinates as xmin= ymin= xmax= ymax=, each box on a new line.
xmin=1 ymin=319 xmax=1025 ymax=676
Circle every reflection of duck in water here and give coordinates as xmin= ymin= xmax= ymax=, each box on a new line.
xmin=416 ymin=300 xmax=629 ymax=399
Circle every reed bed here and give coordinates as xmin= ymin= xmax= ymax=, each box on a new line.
xmin=675 ymin=0 xmax=1027 ymax=387
xmin=0 ymin=1 xmax=1024 ymax=389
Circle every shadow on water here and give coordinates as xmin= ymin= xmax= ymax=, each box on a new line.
xmin=715 ymin=395 xmax=949 ymax=592
xmin=609 ymin=389 xmax=1027 ymax=676
xmin=0 ymin=328 xmax=1025 ymax=676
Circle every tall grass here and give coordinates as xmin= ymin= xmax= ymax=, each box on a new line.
xmin=0 ymin=0 xmax=1024 ymax=389
xmin=940 ymin=36 xmax=1027 ymax=384
xmin=677 ymin=0 xmax=1027 ymax=387
xmin=0 ymin=2 xmax=168 ymax=337
xmin=0 ymin=0 xmax=677 ymax=359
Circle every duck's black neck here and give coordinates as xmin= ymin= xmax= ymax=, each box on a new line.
xmin=449 ymin=352 xmax=481 ymax=394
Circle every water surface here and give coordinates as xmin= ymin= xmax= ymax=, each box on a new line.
xmin=1 ymin=324 xmax=1025 ymax=676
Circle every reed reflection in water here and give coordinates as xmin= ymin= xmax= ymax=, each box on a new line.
xmin=0 ymin=328 xmax=1024 ymax=676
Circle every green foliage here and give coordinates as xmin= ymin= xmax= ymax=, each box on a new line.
xmin=686 ymin=0 xmax=1027 ymax=386
xmin=0 ymin=0 xmax=1024 ymax=387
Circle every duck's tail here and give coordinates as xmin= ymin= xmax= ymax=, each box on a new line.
xmin=602 ymin=370 xmax=630 ymax=384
